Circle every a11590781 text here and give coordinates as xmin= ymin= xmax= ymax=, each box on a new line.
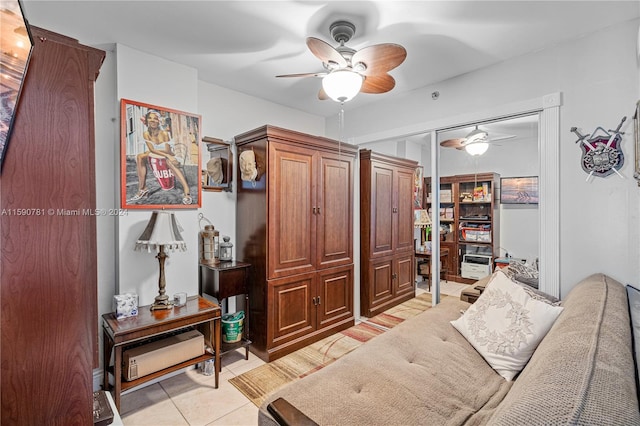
xmin=1 ymin=208 xmax=129 ymax=216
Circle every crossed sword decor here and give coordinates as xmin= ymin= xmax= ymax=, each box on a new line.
xmin=570 ymin=116 xmax=626 ymax=182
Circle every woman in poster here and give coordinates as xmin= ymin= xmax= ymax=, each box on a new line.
xmin=131 ymin=110 xmax=192 ymax=204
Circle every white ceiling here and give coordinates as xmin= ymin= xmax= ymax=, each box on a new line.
xmin=21 ymin=1 xmax=639 ymax=120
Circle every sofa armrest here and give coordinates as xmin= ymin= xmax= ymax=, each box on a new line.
xmin=267 ymin=397 xmax=318 ymax=426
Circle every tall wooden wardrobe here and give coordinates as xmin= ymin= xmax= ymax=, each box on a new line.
xmin=0 ymin=27 xmax=104 ymax=424
xmin=360 ymin=150 xmax=418 ymax=317
xmin=235 ymin=125 xmax=357 ymax=362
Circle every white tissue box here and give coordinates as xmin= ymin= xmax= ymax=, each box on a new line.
xmin=114 ymin=293 xmax=139 ymax=320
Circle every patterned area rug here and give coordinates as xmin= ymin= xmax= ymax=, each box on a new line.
xmin=229 ymin=292 xmax=443 ymax=407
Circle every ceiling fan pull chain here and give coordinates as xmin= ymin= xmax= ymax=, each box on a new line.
xmin=338 ymin=106 xmax=345 ymax=159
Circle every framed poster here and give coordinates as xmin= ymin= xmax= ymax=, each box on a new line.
xmin=120 ymin=99 xmax=202 ymax=209
xmin=500 ymin=176 xmax=539 ymax=204
xmin=0 ymin=0 xmax=34 ymax=171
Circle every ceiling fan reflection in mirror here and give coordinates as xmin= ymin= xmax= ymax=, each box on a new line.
xmin=440 ymin=126 xmax=515 ymax=156
xmin=276 ymin=20 xmax=407 ymax=103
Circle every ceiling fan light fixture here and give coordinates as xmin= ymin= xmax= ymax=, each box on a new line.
xmin=322 ymin=69 xmax=363 ymax=103
xmin=465 ymin=128 xmax=489 ymax=145
xmin=465 ymin=141 xmax=489 ymax=156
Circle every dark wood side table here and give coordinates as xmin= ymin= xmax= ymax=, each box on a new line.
xmin=415 ymin=247 xmax=450 ymax=291
xmin=199 ymin=261 xmax=252 ymax=369
xmin=102 ymin=296 xmax=221 ymax=411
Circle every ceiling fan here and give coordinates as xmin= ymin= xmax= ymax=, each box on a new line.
xmin=440 ymin=127 xmax=516 ymax=155
xmin=276 ymin=20 xmax=407 ymax=103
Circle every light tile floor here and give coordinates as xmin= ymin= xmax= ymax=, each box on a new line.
xmin=416 ymin=278 xmax=472 ymax=298
xmin=120 ymin=350 xmax=265 ymax=425
xmin=119 ymin=279 xmax=469 ymax=425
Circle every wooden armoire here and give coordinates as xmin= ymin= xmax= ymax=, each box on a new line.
xmin=235 ymin=125 xmax=357 ymax=362
xmin=0 ymin=27 xmax=104 ymax=424
xmin=360 ymin=150 xmax=418 ymax=317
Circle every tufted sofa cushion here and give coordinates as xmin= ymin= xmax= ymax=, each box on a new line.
xmin=259 ymin=296 xmax=511 ymax=426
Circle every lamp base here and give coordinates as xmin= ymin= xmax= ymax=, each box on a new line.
xmin=150 ymin=294 xmax=173 ymax=311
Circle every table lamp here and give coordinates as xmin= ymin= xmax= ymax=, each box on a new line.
xmin=414 ymin=209 xmax=432 ymax=249
xmin=135 ymin=211 xmax=187 ymax=310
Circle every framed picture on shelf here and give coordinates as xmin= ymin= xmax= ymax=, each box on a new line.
xmin=500 ymin=176 xmax=539 ymax=204
xmin=202 ymin=136 xmax=232 ymax=192
xmin=120 ymin=99 xmax=202 ymax=209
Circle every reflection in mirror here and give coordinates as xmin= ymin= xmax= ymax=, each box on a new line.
xmin=434 ymin=113 xmax=540 ymax=290
xmin=202 ymin=137 xmax=232 ymax=192
xmin=0 ymin=0 xmax=34 ymax=170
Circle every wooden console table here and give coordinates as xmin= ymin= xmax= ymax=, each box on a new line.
xmin=102 ymin=296 xmax=221 ymax=411
xmin=199 ymin=261 xmax=252 ymax=370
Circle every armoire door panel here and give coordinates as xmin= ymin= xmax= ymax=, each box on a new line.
xmin=317 ymin=265 xmax=353 ymax=329
xmin=317 ymin=154 xmax=353 ymax=268
xmin=0 ymin=27 xmax=104 ymax=425
xmin=370 ymin=258 xmax=394 ymax=308
xmin=371 ymin=165 xmax=394 ymax=256
xmin=396 ymin=169 xmax=415 ymax=253
xmin=268 ymin=273 xmax=316 ymax=345
xmin=268 ymin=143 xmax=316 ymax=278
xmin=395 ymin=254 xmax=415 ymax=297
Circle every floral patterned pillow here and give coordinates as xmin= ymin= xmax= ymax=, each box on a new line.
xmin=451 ymin=270 xmax=564 ymax=381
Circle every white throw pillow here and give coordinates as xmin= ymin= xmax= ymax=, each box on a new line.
xmin=451 ymin=270 xmax=564 ymax=381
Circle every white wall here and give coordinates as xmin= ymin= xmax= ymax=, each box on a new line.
xmin=114 ymin=44 xmax=201 ymax=305
xmin=335 ymin=19 xmax=640 ymax=297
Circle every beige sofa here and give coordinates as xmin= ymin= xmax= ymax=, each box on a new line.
xmin=259 ymin=274 xmax=640 ymax=425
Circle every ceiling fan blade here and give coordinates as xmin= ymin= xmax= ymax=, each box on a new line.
xmin=306 ymin=37 xmax=347 ymax=68
xmin=318 ymin=87 xmax=329 ymax=101
xmin=440 ymin=138 xmax=466 ymax=149
xmin=361 ymin=74 xmax=396 ymax=94
xmin=276 ymin=72 xmax=327 ymax=78
xmin=491 ymin=134 xmax=516 ymax=142
xmin=352 ymin=43 xmax=407 ymax=76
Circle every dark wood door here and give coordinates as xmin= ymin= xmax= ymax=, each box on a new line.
xmin=0 ymin=27 xmax=104 ymax=425
xmin=316 ymin=265 xmax=353 ymax=329
xmin=394 ymin=253 xmax=415 ymax=297
xmin=316 ymin=152 xmax=353 ymax=269
xmin=365 ymin=256 xmax=394 ymax=314
xmin=268 ymin=272 xmax=316 ymax=347
xmin=268 ymin=142 xmax=316 ymax=279
xmin=370 ymin=162 xmax=394 ymax=257
xmin=395 ymin=168 xmax=415 ymax=253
